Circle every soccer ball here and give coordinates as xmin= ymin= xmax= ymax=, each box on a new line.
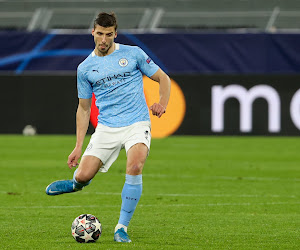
xmin=22 ymin=125 xmax=37 ymax=136
xmin=71 ymin=214 xmax=102 ymax=243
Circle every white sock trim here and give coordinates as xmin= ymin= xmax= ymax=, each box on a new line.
xmin=115 ymin=223 xmax=128 ymax=233
xmin=125 ymin=174 xmax=142 ymax=185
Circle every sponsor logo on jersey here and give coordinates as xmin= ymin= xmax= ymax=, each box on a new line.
xmin=119 ymin=58 xmax=128 ymax=67
xmin=95 ymin=72 xmax=131 ymax=85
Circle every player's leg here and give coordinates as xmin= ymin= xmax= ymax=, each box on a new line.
xmin=46 ymin=123 xmax=120 ymax=196
xmin=45 ymin=156 xmax=103 ymax=196
xmin=73 ymin=155 xmax=103 ymax=189
xmin=114 ymin=143 xmax=149 ymax=243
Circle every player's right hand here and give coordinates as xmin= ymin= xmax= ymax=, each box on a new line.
xmin=67 ymin=147 xmax=82 ymax=169
xmin=149 ymin=103 xmax=166 ymax=118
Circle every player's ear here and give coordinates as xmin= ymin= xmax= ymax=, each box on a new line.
xmin=114 ymin=31 xmax=117 ymax=38
xmin=92 ymin=29 xmax=95 ymax=36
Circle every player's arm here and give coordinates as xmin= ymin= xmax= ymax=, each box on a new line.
xmin=149 ymin=68 xmax=171 ymax=118
xmin=67 ymin=98 xmax=92 ymax=168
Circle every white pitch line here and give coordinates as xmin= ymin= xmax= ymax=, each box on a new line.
xmin=155 ymin=193 xmax=297 ymax=198
xmin=87 ymin=192 xmax=297 ymax=199
xmin=1 ymin=201 xmax=300 ymax=210
xmin=211 ymin=176 xmax=300 ymax=182
xmin=0 ymin=190 xmax=297 ymax=199
xmin=144 ymin=175 xmax=300 ymax=181
xmin=112 ymin=173 xmax=300 ymax=181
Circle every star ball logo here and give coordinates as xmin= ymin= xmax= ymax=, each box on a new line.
xmin=118 ymin=58 xmax=128 ymax=67
xmin=90 ymin=76 xmax=186 ymax=138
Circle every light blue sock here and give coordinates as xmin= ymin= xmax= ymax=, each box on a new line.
xmin=118 ymin=174 xmax=143 ymax=227
xmin=72 ymin=168 xmax=92 ymax=190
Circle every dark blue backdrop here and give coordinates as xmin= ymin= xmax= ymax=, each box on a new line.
xmin=0 ymin=31 xmax=300 ymax=74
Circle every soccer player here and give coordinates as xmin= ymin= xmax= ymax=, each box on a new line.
xmin=45 ymin=12 xmax=170 ymax=243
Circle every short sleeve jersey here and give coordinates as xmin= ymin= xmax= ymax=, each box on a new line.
xmin=77 ymin=43 xmax=159 ymax=127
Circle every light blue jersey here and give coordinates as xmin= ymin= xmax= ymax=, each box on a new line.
xmin=77 ymin=43 xmax=159 ymax=127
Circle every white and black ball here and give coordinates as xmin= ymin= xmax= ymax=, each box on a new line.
xmin=71 ymin=214 xmax=102 ymax=243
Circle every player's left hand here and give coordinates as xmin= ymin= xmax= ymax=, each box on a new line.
xmin=67 ymin=147 xmax=82 ymax=169
xmin=149 ymin=103 xmax=166 ymax=118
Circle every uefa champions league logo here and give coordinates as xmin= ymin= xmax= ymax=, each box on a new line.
xmin=119 ymin=58 xmax=128 ymax=67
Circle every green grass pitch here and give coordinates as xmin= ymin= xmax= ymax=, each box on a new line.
xmin=0 ymin=135 xmax=299 ymax=249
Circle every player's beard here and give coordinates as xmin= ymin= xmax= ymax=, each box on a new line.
xmin=97 ymin=41 xmax=113 ymax=56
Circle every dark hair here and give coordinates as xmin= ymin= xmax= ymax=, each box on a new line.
xmin=94 ymin=12 xmax=118 ymax=30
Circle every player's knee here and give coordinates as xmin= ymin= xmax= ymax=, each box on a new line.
xmin=127 ymin=163 xmax=143 ymax=175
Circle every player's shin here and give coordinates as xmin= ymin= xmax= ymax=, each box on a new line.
xmin=117 ymin=174 xmax=143 ymax=228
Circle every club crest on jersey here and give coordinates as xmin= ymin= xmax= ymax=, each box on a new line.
xmin=119 ymin=58 xmax=128 ymax=67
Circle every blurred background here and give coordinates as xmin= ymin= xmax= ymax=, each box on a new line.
xmin=1 ymin=0 xmax=300 ymax=137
